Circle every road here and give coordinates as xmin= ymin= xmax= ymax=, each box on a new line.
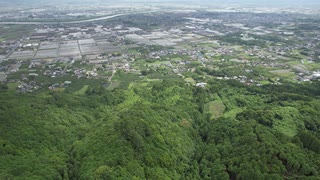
xmin=0 ymin=10 xmax=159 ymax=25
xmin=109 ymin=69 xmax=116 ymax=82
xmin=4 ymin=32 xmax=34 ymax=59
xmin=199 ymin=59 xmax=206 ymax=67
xmin=4 ymin=42 xmax=19 ymax=59
xmin=106 ymin=69 xmax=117 ymax=90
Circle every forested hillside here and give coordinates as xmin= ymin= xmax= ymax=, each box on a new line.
xmin=1 ymin=79 xmax=320 ymax=179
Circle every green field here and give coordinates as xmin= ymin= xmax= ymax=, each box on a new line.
xmin=106 ymin=81 xmax=120 ymax=90
xmin=74 ymin=85 xmax=89 ymax=95
xmin=205 ymin=100 xmax=226 ymax=119
xmin=0 ymin=25 xmax=34 ymax=40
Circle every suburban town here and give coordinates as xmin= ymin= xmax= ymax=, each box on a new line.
xmin=0 ymin=3 xmax=320 ymax=93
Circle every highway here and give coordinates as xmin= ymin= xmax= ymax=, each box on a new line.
xmin=0 ymin=14 xmax=127 ymax=25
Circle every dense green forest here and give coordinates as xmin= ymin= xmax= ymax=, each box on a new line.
xmin=1 ymin=79 xmax=320 ymax=179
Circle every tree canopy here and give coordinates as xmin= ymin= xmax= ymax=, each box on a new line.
xmin=0 ymin=79 xmax=320 ymax=179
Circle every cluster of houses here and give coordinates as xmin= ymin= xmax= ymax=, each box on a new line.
xmin=48 ymin=81 xmax=72 ymax=90
xmin=17 ymin=81 xmax=40 ymax=93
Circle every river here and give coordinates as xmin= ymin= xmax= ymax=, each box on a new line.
xmin=0 ymin=13 xmax=127 ymax=25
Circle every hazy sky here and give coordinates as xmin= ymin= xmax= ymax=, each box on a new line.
xmin=1 ymin=0 xmax=319 ymax=3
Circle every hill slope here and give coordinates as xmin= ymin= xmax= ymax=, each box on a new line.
xmin=0 ymin=79 xmax=320 ymax=179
